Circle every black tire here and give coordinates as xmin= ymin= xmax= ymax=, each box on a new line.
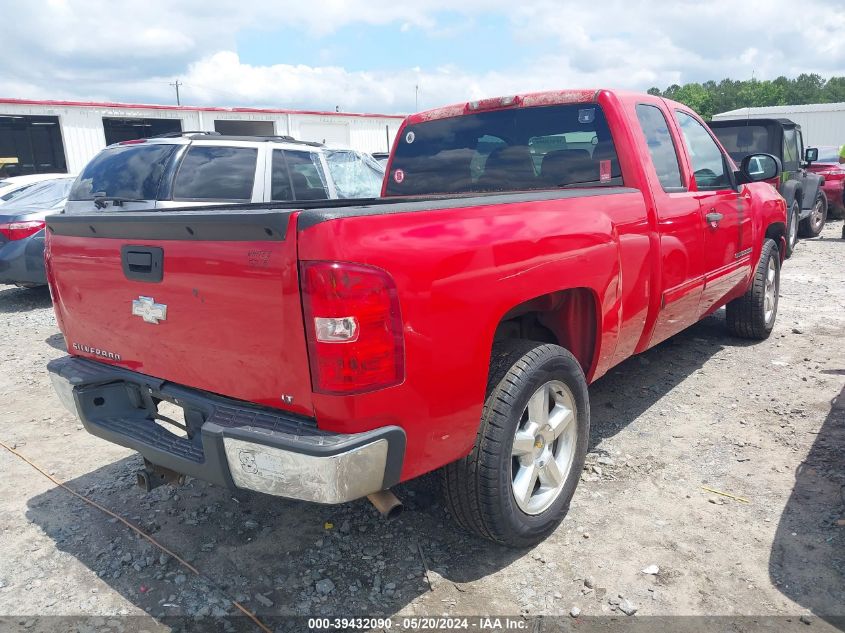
xmin=442 ymin=340 xmax=589 ymax=547
xmin=784 ymin=200 xmax=799 ymax=258
xmin=798 ymin=192 xmax=827 ymax=238
xmin=726 ymin=238 xmax=780 ymax=340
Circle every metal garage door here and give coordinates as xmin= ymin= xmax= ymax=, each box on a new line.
xmin=0 ymin=115 xmax=67 ymax=176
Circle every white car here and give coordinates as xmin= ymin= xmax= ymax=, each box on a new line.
xmin=0 ymin=173 xmax=70 ymax=205
xmin=65 ymin=132 xmax=385 ymax=214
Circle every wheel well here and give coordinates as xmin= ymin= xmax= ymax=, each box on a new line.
xmin=765 ymin=222 xmax=787 ymax=260
xmin=492 ymin=288 xmax=597 ymax=375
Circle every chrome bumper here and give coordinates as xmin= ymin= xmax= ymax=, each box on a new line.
xmin=47 ymin=355 xmax=405 ymax=504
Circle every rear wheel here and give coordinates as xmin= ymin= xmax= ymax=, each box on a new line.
xmin=442 ymin=340 xmax=589 ymax=547
xmin=798 ymin=192 xmax=827 ymax=238
xmin=726 ymin=238 xmax=780 ymax=340
xmin=785 ymin=200 xmax=799 ymax=258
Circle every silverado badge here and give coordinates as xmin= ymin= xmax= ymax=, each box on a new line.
xmin=131 ymin=296 xmax=167 ymax=324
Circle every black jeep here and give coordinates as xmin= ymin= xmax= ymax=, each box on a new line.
xmin=710 ymin=118 xmax=826 ymax=257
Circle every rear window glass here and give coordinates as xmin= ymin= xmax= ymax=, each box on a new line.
xmin=3 ymin=178 xmax=72 ymax=208
xmin=69 ymin=144 xmax=177 ymax=201
xmin=385 ymin=103 xmax=622 ymax=196
xmin=710 ymin=124 xmax=772 ymax=162
xmin=1 ymin=181 xmax=39 ymax=202
xmin=173 ymin=146 xmax=257 ymax=201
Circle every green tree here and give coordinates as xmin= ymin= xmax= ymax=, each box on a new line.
xmin=647 ymin=73 xmax=844 ymax=119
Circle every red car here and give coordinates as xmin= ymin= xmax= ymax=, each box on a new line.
xmin=46 ymin=89 xmax=786 ymax=547
xmin=807 ymin=145 xmax=845 ymax=218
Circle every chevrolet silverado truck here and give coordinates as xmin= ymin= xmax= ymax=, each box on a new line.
xmin=46 ymin=89 xmax=787 ymax=547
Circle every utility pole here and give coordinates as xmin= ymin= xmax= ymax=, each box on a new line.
xmin=170 ymin=80 xmax=182 ymax=106
xmin=415 ymin=84 xmax=419 ymax=111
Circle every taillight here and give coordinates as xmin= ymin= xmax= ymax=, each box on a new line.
xmin=300 ymin=261 xmax=404 ymax=395
xmin=0 ymin=220 xmax=45 ymax=241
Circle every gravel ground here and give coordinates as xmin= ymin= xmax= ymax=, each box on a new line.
xmin=0 ymin=222 xmax=843 ymax=630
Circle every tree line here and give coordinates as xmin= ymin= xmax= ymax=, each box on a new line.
xmin=646 ymin=74 xmax=845 ymax=120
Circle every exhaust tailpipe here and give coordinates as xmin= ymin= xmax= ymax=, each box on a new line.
xmin=367 ymin=489 xmax=403 ymax=519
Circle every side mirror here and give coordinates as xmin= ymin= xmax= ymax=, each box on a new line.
xmin=804 ymin=147 xmax=818 ymax=164
xmin=737 ymin=153 xmax=781 ymax=184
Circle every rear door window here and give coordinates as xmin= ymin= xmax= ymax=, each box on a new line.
xmin=282 ymin=150 xmax=329 ymax=200
xmin=69 ymin=144 xmax=177 ymax=201
xmin=173 ymin=145 xmax=257 ymax=201
xmin=635 ymin=104 xmax=684 ymax=191
xmin=386 ymin=103 xmax=622 ymax=196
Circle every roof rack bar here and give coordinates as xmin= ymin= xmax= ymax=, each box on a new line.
xmin=151 ymin=130 xmax=222 ymax=138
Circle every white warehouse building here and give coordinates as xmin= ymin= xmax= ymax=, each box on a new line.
xmin=712 ymin=102 xmax=845 ymax=148
xmin=0 ymin=98 xmax=405 ymax=176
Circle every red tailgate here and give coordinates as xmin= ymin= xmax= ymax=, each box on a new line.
xmin=45 ymin=210 xmax=313 ymax=416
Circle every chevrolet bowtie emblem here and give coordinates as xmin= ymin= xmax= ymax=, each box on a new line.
xmin=131 ymin=296 xmax=167 ymax=324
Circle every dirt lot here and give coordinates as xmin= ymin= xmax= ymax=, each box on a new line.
xmin=0 ymin=222 xmax=843 ymax=630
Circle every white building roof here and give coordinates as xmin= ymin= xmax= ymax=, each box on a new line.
xmin=714 ymin=102 xmax=845 ymax=118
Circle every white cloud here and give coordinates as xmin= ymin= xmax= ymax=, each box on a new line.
xmin=0 ymin=0 xmax=843 ymax=113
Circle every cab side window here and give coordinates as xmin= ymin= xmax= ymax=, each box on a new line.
xmin=635 ymin=104 xmax=684 ymax=191
xmin=674 ymin=111 xmax=729 ymax=191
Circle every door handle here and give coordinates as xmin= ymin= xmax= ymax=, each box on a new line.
xmin=705 ymin=211 xmax=724 ymax=225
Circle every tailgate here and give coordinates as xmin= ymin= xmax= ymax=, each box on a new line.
xmin=45 ymin=209 xmax=314 ymax=416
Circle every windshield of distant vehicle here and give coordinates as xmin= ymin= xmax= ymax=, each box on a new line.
xmin=68 ymin=143 xmax=178 ymax=201
xmin=385 ymin=103 xmax=622 ymax=196
xmin=710 ymin=124 xmax=772 ymax=162
xmin=815 ymin=146 xmax=841 ymax=163
xmin=0 ymin=178 xmax=73 ymax=209
xmin=324 ymin=150 xmax=385 ymax=198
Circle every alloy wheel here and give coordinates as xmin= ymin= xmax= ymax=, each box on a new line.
xmin=511 ymin=380 xmax=578 ymax=515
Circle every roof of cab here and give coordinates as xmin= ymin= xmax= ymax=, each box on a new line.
xmin=405 ymin=89 xmax=603 ymax=124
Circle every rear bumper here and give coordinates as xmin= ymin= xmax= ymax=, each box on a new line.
xmin=47 ymin=355 xmax=405 ymax=504
xmin=0 ymin=231 xmax=47 ymax=285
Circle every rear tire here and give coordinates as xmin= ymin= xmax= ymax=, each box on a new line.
xmin=798 ymin=192 xmax=827 ymax=238
xmin=442 ymin=340 xmax=589 ymax=547
xmin=785 ymin=200 xmax=799 ymax=258
xmin=726 ymin=238 xmax=780 ymax=340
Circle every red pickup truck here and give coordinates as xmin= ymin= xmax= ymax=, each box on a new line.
xmin=46 ymin=89 xmax=786 ymax=547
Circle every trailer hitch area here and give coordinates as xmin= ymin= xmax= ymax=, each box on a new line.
xmin=136 ymin=459 xmax=186 ymax=492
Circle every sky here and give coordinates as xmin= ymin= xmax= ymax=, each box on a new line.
xmin=1 ymin=0 xmax=843 ymax=114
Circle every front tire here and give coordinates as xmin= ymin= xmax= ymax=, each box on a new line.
xmin=798 ymin=192 xmax=827 ymax=238
xmin=726 ymin=238 xmax=780 ymax=340
xmin=785 ymin=200 xmax=799 ymax=258
xmin=442 ymin=341 xmax=589 ymax=547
